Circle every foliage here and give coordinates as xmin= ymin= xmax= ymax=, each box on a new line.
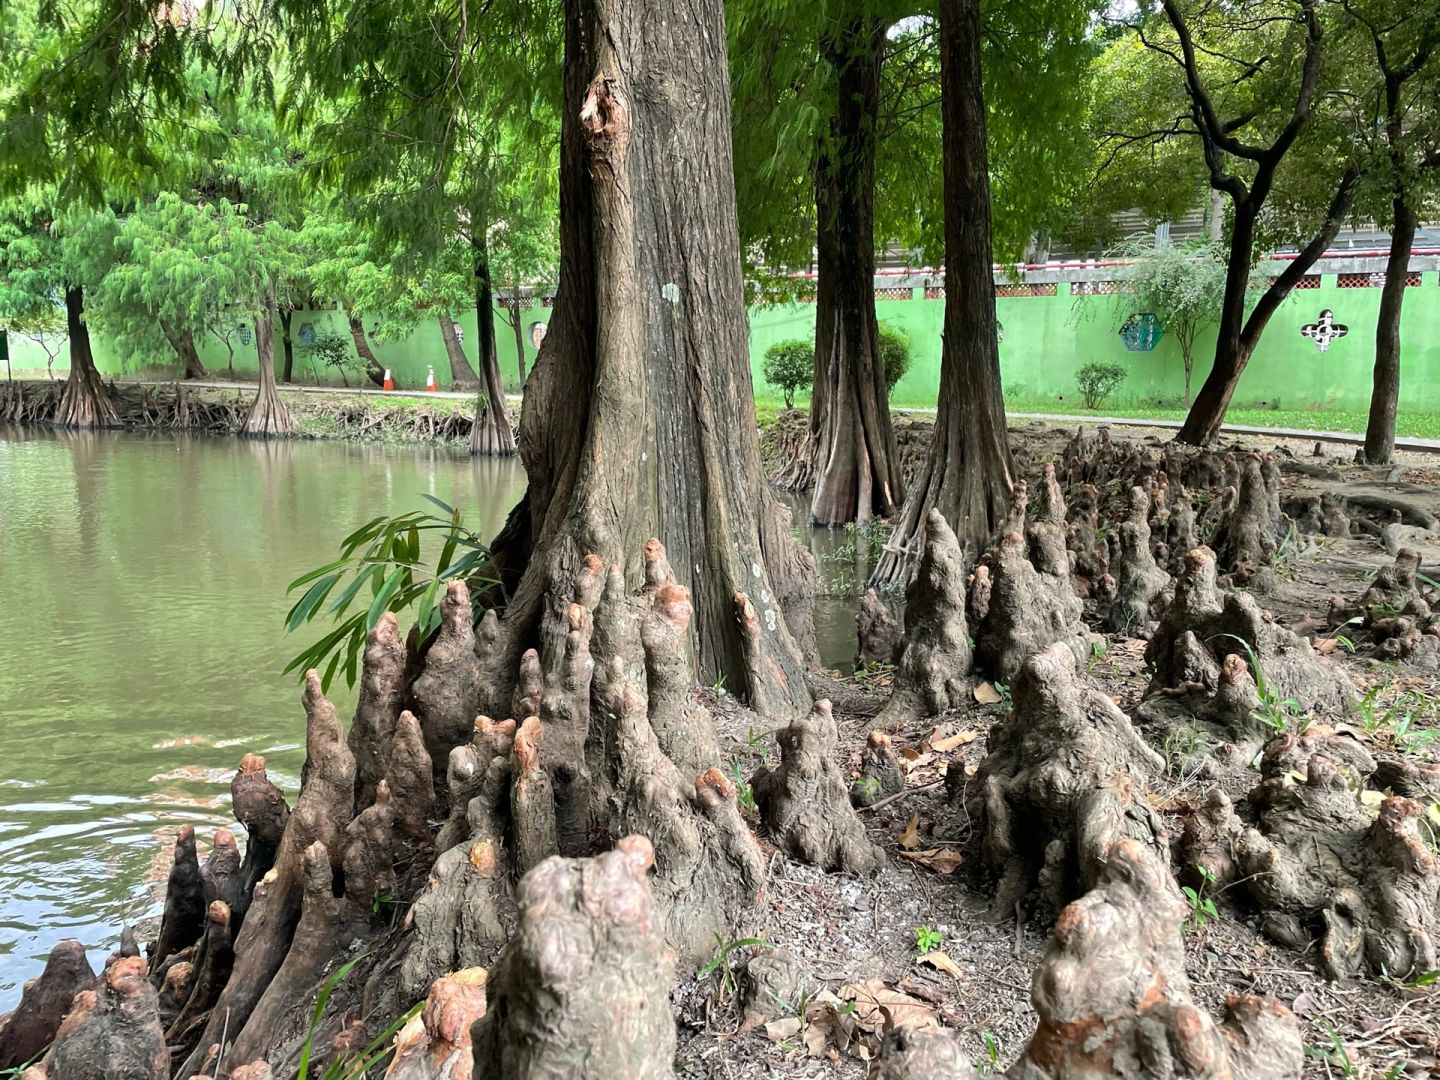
xmin=1212 ymin=634 xmax=1307 ymax=735
xmin=762 ymin=338 xmax=813 ymax=408
xmin=698 ymin=935 xmax=768 ymax=1002
xmin=1074 ymin=361 xmax=1127 ymax=409
xmin=306 ymin=330 xmax=354 ymax=383
xmin=877 ymin=322 xmax=911 ymax=392
xmin=913 ymin=925 xmax=943 ymax=956
xmin=283 ymin=497 xmax=494 ymax=692
xmin=296 ymin=952 xmax=422 ymax=1080
xmin=1181 ymin=864 xmax=1219 ymax=932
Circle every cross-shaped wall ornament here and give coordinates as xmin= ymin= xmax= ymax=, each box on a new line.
xmin=1300 ymin=309 xmax=1348 ymax=353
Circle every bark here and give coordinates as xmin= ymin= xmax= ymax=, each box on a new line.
xmin=850 ymin=730 xmax=903 ymax=808
xmin=808 ymin=17 xmax=904 ymax=527
xmin=277 ymin=309 xmax=294 ymax=384
xmin=1364 ymin=201 xmax=1416 ymax=465
xmin=387 ymin=968 xmax=488 ymax=1080
xmin=751 ymin=699 xmax=883 ymax=873
xmin=240 ymin=293 xmax=292 ymax=437
xmin=159 ymin=321 xmax=208 ymax=380
xmin=479 ymin=0 xmax=814 ymax=711
xmin=347 ymin=316 xmax=385 ymax=387
xmin=54 ymin=286 xmax=119 ymax=429
xmin=34 ymin=956 xmax=169 ymax=1080
xmin=148 ymin=826 xmax=205 ymax=975
xmin=469 ymin=837 xmax=677 ymax=1080
xmin=854 ymin=588 xmax=900 ymax=668
xmin=468 ymin=232 xmax=517 ymax=457
xmin=0 ymin=939 xmax=95 ymax=1070
xmin=957 ymin=643 xmax=1167 ymax=921
xmin=439 ymin=312 xmax=482 ymax=392
xmin=1101 ymin=487 xmax=1171 ymax=635
xmin=873 ymin=0 xmax=1013 ymax=583
xmin=348 ymin=613 xmax=406 ymax=813
xmin=875 ymin=509 xmax=973 ymax=728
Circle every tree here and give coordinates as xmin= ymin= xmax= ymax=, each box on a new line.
xmin=1337 ymin=1 xmax=1440 ymax=464
xmin=874 ymin=0 xmax=1015 ymax=583
xmin=489 ymin=190 xmax=560 ymax=386
xmin=1132 ymin=1 xmax=1362 ymax=445
xmin=1114 ymin=240 xmax=1235 ymax=406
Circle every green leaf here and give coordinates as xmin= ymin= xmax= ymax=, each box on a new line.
xmin=286 ymin=572 xmax=342 ymax=632
xmin=366 ymin=567 xmax=408 ymax=631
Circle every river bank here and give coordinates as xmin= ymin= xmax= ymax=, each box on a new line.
xmin=0 ymin=379 xmax=509 ymax=445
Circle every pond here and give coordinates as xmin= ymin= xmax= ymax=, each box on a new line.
xmin=0 ymin=426 xmax=863 ymax=1006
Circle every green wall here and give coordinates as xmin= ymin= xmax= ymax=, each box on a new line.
xmin=8 ymin=272 xmax=1440 ymax=414
xmin=750 ymin=272 xmax=1440 ymax=413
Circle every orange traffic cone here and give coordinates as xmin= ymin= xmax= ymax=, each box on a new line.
xmin=425 ymin=365 xmax=438 ymax=392
xmin=382 ymin=368 xmax=394 ymax=390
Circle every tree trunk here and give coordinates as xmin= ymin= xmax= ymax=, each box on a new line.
xmin=241 ymin=291 xmax=293 ymax=436
xmin=54 ymin=285 xmax=119 ymax=429
xmin=484 ymin=0 xmax=814 ymax=712
xmin=439 ymin=312 xmax=482 ymax=391
xmin=1176 ymin=169 xmax=1357 ymax=445
xmin=873 ymin=0 xmax=1013 ymax=585
xmin=1181 ymin=345 xmax=1193 ymax=408
xmin=469 ymin=232 xmax=517 ymax=456
xmin=347 ymin=315 xmax=385 ymax=387
xmin=278 ymin=308 xmax=295 ymax=384
xmin=1364 ymin=200 xmax=1416 ymax=465
xmin=508 ymin=293 xmax=529 ymax=383
xmin=159 ymin=320 xmax=208 ymax=380
xmin=808 ymin=18 xmax=904 ymax=527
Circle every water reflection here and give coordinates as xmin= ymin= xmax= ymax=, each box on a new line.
xmin=0 ymin=427 xmax=525 ymax=1005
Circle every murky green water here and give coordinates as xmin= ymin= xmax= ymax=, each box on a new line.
xmin=0 ymin=427 xmax=863 ymax=1006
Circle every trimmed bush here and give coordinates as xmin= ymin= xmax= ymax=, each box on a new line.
xmin=763 ymin=339 xmax=813 ymax=409
xmin=1075 ymin=361 xmax=1128 ymax=409
xmin=878 ymin=323 xmax=912 ymax=392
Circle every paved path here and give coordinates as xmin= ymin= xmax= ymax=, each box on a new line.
xmin=122 ymin=380 xmax=1440 ymax=454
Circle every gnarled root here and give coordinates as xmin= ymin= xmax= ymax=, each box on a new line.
xmin=1212 ymin=453 xmax=1287 ymax=588
xmin=875 ymin=509 xmax=972 ymax=728
xmin=149 ymin=827 xmax=205 ymax=975
xmin=1328 ymin=548 xmax=1440 ymax=663
xmin=412 ymin=582 xmax=483 ymax=797
xmin=855 ymin=588 xmax=900 ymax=669
xmin=1005 ymin=840 xmax=1303 ymax=1080
xmin=469 ymin=837 xmax=677 ymax=1080
xmin=389 ymin=968 xmax=489 ymax=1080
xmin=851 ymin=731 xmax=903 ymax=807
xmin=349 ymin=613 xmax=406 ymax=812
xmin=1102 ymin=486 xmax=1171 ymax=635
xmin=1136 ymin=650 xmax=1270 ymax=776
xmin=959 ymin=643 xmax=1166 ymax=920
xmin=752 ymin=699 xmax=882 ymax=873
xmin=231 ymin=756 xmax=289 ymax=927
xmin=0 ymin=939 xmax=95 ymax=1070
xmin=33 ymin=956 xmax=169 ymax=1080
xmin=870 ymin=1028 xmax=979 ymax=1079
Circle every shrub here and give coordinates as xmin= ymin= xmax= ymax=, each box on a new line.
xmin=878 ymin=323 xmax=912 ymax=392
xmin=307 ymin=330 xmax=355 ymax=386
xmin=762 ymin=339 xmax=813 ymax=408
xmin=1075 ymin=362 xmax=1127 ymax=409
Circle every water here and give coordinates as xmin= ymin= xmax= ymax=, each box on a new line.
xmin=0 ymin=427 xmax=867 ymax=1007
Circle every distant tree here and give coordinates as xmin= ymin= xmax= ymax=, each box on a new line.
xmin=762 ymin=339 xmax=813 ymax=408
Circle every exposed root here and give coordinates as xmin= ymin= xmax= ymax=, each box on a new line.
xmin=31 ymin=956 xmax=169 ymax=1080
xmin=0 ymin=939 xmax=95 ymax=1070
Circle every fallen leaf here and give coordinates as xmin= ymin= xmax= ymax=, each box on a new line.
xmin=973 ymin=681 xmax=1002 ymax=705
xmin=897 ymin=847 xmax=964 ymax=874
xmin=1315 ymin=638 xmax=1339 ymax=655
xmin=897 ymin=814 xmax=921 ymax=850
xmin=802 ymin=1021 xmax=829 ymax=1057
xmin=919 ymin=951 xmax=963 ymax=980
xmin=765 ymin=1017 xmax=802 ymax=1043
xmin=928 ymin=728 xmax=978 ymax=753
xmin=898 ymin=750 xmax=934 ymax=773
xmin=1291 ymin=991 xmax=1320 ymax=1017
xmin=839 ymin=979 xmax=938 ymax=1034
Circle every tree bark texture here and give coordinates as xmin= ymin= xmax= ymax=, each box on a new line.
xmin=438 ymin=312 xmax=482 ymax=391
xmin=241 ymin=293 xmax=292 ymax=437
xmin=467 ymin=237 xmax=517 ymax=457
xmin=160 ymin=321 xmax=208 ymax=380
xmin=873 ymin=0 xmax=1013 ymax=584
xmin=1364 ymin=201 xmax=1415 ymax=465
xmin=807 ymin=18 xmax=904 ymax=527
xmin=277 ymin=308 xmax=294 ymax=384
xmin=54 ymin=286 xmax=119 ymax=429
xmin=484 ymin=0 xmax=814 ymax=710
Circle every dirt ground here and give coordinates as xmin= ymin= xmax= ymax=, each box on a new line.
xmin=675 ymin=422 xmax=1440 ymax=1080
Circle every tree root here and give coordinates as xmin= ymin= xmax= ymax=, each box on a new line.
xmin=875 ymin=509 xmax=972 ymax=728
xmin=1100 ymin=487 xmax=1171 ymax=635
xmin=470 ymin=837 xmax=677 ymax=1080
xmin=388 ymin=968 xmax=489 ymax=1080
xmin=851 ymin=731 xmax=904 ymax=808
xmin=1328 ymin=548 xmax=1440 ymax=663
xmin=0 ymin=939 xmax=95 ymax=1070
xmin=957 ymin=643 xmax=1166 ymax=920
xmin=854 ymin=588 xmax=900 ymax=669
xmin=753 ymin=699 xmax=882 ymax=873
xmin=27 ymin=956 xmax=169 ymax=1080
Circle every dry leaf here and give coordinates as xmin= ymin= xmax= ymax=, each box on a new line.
xmin=839 ymin=979 xmax=939 ymax=1034
xmin=802 ymin=1021 xmax=829 ymax=1057
xmin=928 ymin=728 xmax=978 ymax=753
xmin=1315 ymin=638 xmax=1339 ymax=655
xmin=920 ymin=951 xmax=963 ymax=980
xmin=973 ymin=681 xmax=1002 ymax=705
xmin=897 ymin=814 xmax=921 ymax=850
xmin=765 ymin=1017 xmax=802 ymax=1043
xmin=897 ymin=847 xmax=964 ymax=874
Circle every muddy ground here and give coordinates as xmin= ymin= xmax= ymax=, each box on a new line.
xmin=672 ymin=419 xmax=1440 ymax=1079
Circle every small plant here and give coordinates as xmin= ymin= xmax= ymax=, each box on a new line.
xmin=853 ymin=776 xmax=883 ymax=800
xmin=1161 ymin=722 xmax=1207 ymax=774
xmin=1075 ymin=361 xmax=1128 ymax=409
xmin=746 ymin=725 xmax=770 ymax=763
xmin=995 ymin=681 xmax=1013 ymax=710
xmin=1303 ymin=1024 xmax=1356 ymax=1077
xmin=762 ymin=339 xmax=813 ymax=409
xmin=729 ymin=758 xmax=758 ymax=816
xmin=307 ymin=329 xmax=356 ymax=387
xmin=283 ymin=497 xmax=495 ymax=692
xmin=296 ymin=952 xmax=421 ymax=1079
xmin=1212 ymin=634 xmax=1307 ymax=734
xmin=711 ymin=672 xmax=728 ymax=697
xmin=1181 ymin=864 xmax=1219 ymax=932
xmin=976 ymin=1030 xmax=1002 ymax=1073
xmin=877 ymin=322 xmax=912 ymax=391
xmin=913 ymin=925 xmax=943 ymax=955
xmin=1088 ymin=638 xmax=1107 ymax=668
xmin=697 ymin=934 xmax=767 ymax=1001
